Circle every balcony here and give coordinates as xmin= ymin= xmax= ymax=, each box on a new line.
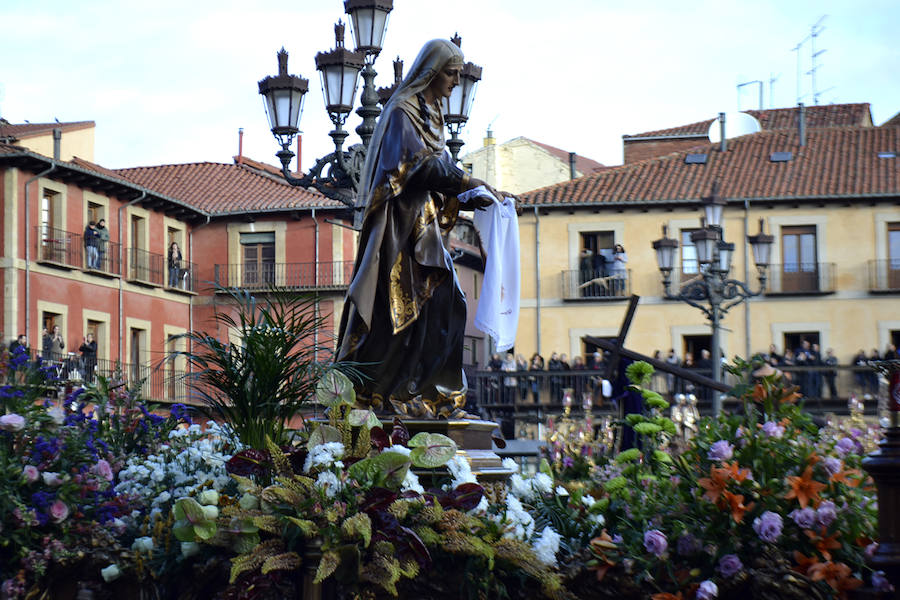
xmin=35 ymin=226 xmax=121 ymax=276
xmin=868 ymin=259 xmax=900 ymax=293
xmin=41 ymin=355 xmax=190 ymax=404
xmin=765 ymin=262 xmax=835 ymax=295
xmin=561 ymin=268 xmax=631 ymax=301
xmin=214 ymin=261 xmax=355 ymax=292
xmin=124 ymin=249 xmax=198 ymax=293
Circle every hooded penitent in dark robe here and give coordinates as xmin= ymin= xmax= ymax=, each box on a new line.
xmin=336 ymin=39 xmax=478 ymax=417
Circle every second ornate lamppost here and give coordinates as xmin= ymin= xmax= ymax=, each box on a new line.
xmin=256 ymin=2 xmax=481 ymax=225
xmin=651 ymin=183 xmax=774 ymax=415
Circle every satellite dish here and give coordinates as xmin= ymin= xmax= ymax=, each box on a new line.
xmin=708 ymin=112 xmax=761 ymax=143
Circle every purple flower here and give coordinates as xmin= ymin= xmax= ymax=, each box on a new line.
xmin=643 ymin=529 xmax=668 ymax=557
xmin=872 ymin=571 xmax=894 ymax=593
xmin=789 ymin=507 xmax=817 ymax=529
xmin=753 ymin=511 xmax=783 ymax=542
xmin=816 ymin=500 xmax=838 ymax=528
xmin=707 ymin=440 xmax=734 ymax=462
xmin=821 ymin=457 xmax=842 ymax=478
xmin=834 ymin=437 xmax=856 ymax=457
xmin=761 ymin=421 xmax=785 ymax=438
xmin=677 ymin=534 xmax=700 ymax=556
xmin=696 ymin=580 xmax=718 ymax=600
xmin=562 ymin=456 xmax=575 ymax=468
xmin=717 ymin=554 xmax=743 ymax=577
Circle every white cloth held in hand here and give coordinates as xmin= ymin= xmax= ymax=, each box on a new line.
xmin=459 ymin=185 xmax=520 ymax=352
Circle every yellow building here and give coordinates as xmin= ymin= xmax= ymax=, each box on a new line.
xmin=0 ymin=120 xmax=95 ymax=162
xmin=460 ymin=130 xmax=605 ymax=195
xmin=517 ymin=109 xmax=900 ymax=367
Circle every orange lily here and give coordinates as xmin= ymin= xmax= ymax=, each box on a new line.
xmin=780 ymin=386 xmax=802 ymax=404
xmin=698 ymin=470 xmax=728 ymax=504
xmin=793 ymin=551 xmax=820 ymax=575
xmin=808 ymin=561 xmax=863 ymax=597
xmin=804 ymin=528 xmax=842 ymax=561
xmin=720 ymin=461 xmax=753 ymax=483
xmin=589 ymin=530 xmax=618 ymax=582
xmin=785 ymin=465 xmax=827 ymax=508
xmin=722 ymin=490 xmax=755 ymax=523
xmin=831 ymin=467 xmax=863 ymax=488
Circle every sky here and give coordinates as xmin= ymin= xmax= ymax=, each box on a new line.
xmin=2 ymin=0 xmax=899 ymax=173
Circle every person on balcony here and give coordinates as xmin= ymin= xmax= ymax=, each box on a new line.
xmin=47 ymin=325 xmax=65 ymax=362
xmin=79 ymin=333 xmax=97 ymax=383
xmin=336 ymin=38 xmax=499 ymax=419
xmin=83 ymin=221 xmax=100 ymax=269
xmin=168 ymin=242 xmax=183 ymax=288
xmin=610 ymin=244 xmax=628 ymax=295
xmin=96 ymin=218 xmax=110 ymax=270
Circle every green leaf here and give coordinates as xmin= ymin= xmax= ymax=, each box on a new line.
xmin=173 ymin=520 xmax=196 ymax=542
xmin=348 ymin=409 xmax=381 ymax=429
xmin=314 ymin=550 xmax=340 ymax=583
xmin=615 ymin=448 xmax=642 ymax=463
xmin=285 ymin=517 xmax=318 ymax=537
xmin=643 ymin=391 xmax=669 ymax=410
xmin=341 ymin=512 xmax=372 ymax=548
xmin=652 ymin=450 xmax=673 ymax=464
xmin=193 ymin=520 xmax=218 ymax=541
xmin=539 ymin=458 xmax=553 ymax=478
xmin=316 ymin=370 xmax=355 ymax=407
xmin=408 ymin=433 xmax=458 ymax=468
xmin=308 ymin=424 xmax=342 ymax=449
xmin=175 ymin=497 xmax=206 ymax=524
xmin=633 ymin=422 xmax=662 ymax=435
xmin=604 ymin=476 xmax=627 ymax=492
xmin=625 ymin=414 xmax=644 ymax=427
xmin=349 ymin=452 xmax=411 ymax=488
xmin=232 ymin=532 xmax=261 ymax=554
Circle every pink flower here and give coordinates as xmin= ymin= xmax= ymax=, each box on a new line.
xmin=49 ymin=500 xmax=69 ymax=523
xmin=22 ymin=465 xmax=40 ymax=484
xmin=93 ymin=459 xmax=114 ymax=481
xmin=0 ymin=413 xmax=26 ymax=432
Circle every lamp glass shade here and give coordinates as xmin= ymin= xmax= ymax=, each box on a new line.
xmin=704 ymin=202 xmax=724 ymax=228
xmin=652 ymin=236 xmax=678 ymax=272
xmin=749 ymin=233 xmax=774 ymax=268
xmin=691 ymin=228 xmax=718 ymax=264
xmin=319 ymin=63 xmax=361 ymax=114
xmin=717 ymin=241 xmax=735 ymax=273
xmin=442 ymin=76 xmax=478 ymax=124
xmin=258 ymin=50 xmax=308 ymax=144
xmin=348 ymin=5 xmax=390 ymax=52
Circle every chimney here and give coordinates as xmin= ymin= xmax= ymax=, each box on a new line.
xmin=237 ymin=128 xmax=244 ymax=165
xmin=718 ymin=112 xmax=727 ymax=153
xmin=568 ymin=152 xmax=577 ymax=180
xmin=798 ymin=102 xmax=806 ymax=147
xmin=483 ymin=127 xmax=495 ymax=147
xmin=296 ymin=134 xmax=302 ymax=174
xmin=52 ymin=128 xmax=62 ymax=160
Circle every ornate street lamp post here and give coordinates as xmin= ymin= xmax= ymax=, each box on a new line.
xmin=257 ymin=3 xmax=481 ymax=225
xmin=651 ymin=184 xmax=774 ymax=415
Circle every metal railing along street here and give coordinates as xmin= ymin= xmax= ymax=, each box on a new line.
xmin=561 ymin=269 xmax=631 ymax=300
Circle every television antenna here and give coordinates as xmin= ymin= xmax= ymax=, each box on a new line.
xmin=808 ymin=15 xmax=828 ymax=105
xmin=737 ymin=80 xmax=764 ymax=111
xmin=768 ymin=73 xmax=780 ymax=108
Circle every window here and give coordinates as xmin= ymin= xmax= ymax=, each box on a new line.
xmin=781 ymin=225 xmax=818 ymax=292
xmin=579 ymin=231 xmax=615 ymax=296
xmin=129 ymin=327 xmax=147 ymax=385
xmin=41 ymin=311 xmax=65 ymax=361
xmin=40 ymin=189 xmax=63 ymax=262
xmin=241 ymin=232 xmax=276 ymax=287
xmin=889 ymin=223 xmax=900 ymax=288
xmin=87 ymin=201 xmax=104 ymax=225
xmin=680 ymin=228 xmax=700 ymax=277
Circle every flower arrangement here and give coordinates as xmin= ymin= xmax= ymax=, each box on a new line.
xmin=575 ymin=359 xmax=883 ymax=599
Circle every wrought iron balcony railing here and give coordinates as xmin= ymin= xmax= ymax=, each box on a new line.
xmin=35 ymin=226 xmax=122 ymax=276
xmin=561 ymin=269 xmax=631 ymax=300
xmin=214 ymin=261 xmax=355 ymax=292
xmin=868 ymin=259 xmax=900 ymax=293
xmin=765 ymin=262 xmax=835 ymax=295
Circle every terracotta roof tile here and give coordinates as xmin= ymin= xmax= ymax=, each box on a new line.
xmin=0 ymin=120 xmax=95 ymax=141
xmin=523 ymin=125 xmax=900 ymax=206
xmin=523 ymin=138 xmax=606 ymax=173
xmin=624 ymin=103 xmax=872 ymax=139
xmin=881 ymin=111 xmax=900 ymax=128
xmin=114 ymin=162 xmax=342 ymax=214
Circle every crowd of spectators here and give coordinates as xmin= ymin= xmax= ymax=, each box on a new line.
xmin=4 ymin=327 xmax=100 ymax=382
xmin=480 ymin=342 xmax=899 ymax=406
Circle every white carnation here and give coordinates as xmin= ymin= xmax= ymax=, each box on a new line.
xmin=531 ymin=473 xmax=553 ymax=495
xmin=386 ymin=444 xmax=411 ymax=456
xmin=446 ymin=455 xmax=477 ymax=487
xmin=316 ymin=471 xmax=343 ymax=498
xmin=501 ymin=458 xmax=520 ymax=472
xmin=532 ymin=526 xmax=562 ymax=566
xmin=303 ymin=442 xmax=345 ymax=473
xmin=400 ymin=469 xmax=425 ymax=494
xmin=508 ymin=474 xmax=535 ymax=501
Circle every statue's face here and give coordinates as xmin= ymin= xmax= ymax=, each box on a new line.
xmin=428 ymin=65 xmax=461 ymax=100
